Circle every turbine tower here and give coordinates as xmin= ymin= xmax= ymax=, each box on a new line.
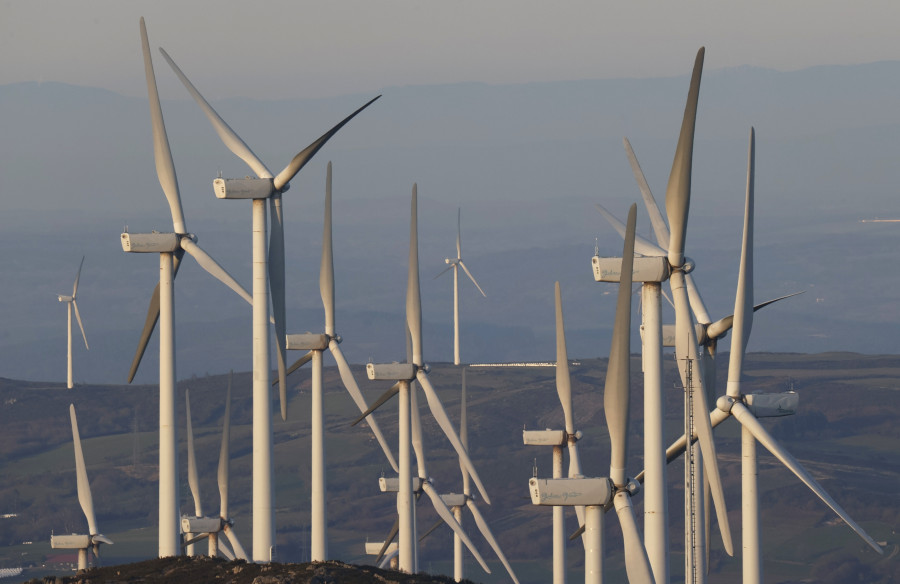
xmin=126 ymin=18 xmax=254 ymax=557
xmin=435 ymin=209 xmax=486 ymax=365
xmin=57 ymin=256 xmax=89 ymax=389
xmin=51 ymin=405 xmax=113 ymax=570
xmin=160 ymin=48 xmax=378 ymax=562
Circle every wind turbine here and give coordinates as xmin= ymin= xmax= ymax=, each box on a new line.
xmin=282 ymin=162 xmax=399 ymax=561
xmin=125 ymin=18 xmax=255 ymax=557
xmin=595 ymin=138 xmax=800 ymax=582
xmin=532 ymin=205 xmax=655 ymax=584
xmin=590 ymin=48 xmax=733 ymax=582
xmin=364 ymin=185 xmax=494 ymax=572
xmin=523 ymin=281 xmax=590 ymax=584
xmin=57 ymin=256 xmax=89 ymax=389
xmin=51 ymin=405 xmax=113 ymax=571
xmin=424 ymin=368 xmax=519 ymax=583
xmin=181 ymin=376 xmax=248 ymax=561
xmin=435 ymin=209 xmax=486 ymax=365
xmin=160 ymin=47 xmax=378 ymax=563
xmin=709 ymin=129 xmax=883 ymax=581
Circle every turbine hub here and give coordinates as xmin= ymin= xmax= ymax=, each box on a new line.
xmin=716 ymin=394 xmax=736 ymax=413
xmin=682 ymin=257 xmax=696 ymax=274
xmin=566 ymin=430 xmax=583 ymax=443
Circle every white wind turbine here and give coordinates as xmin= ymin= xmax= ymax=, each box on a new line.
xmin=51 ymin=405 xmax=113 ymax=571
xmin=596 ymin=137 xmax=800 ymax=581
xmin=435 ymin=209 xmax=486 ymax=365
xmin=160 ymin=47 xmax=378 ymax=562
xmin=364 ymin=185 xmax=494 ymax=573
xmin=125 ymin=18 xmax=255 ymax=558
xmin=523 ymin=280 xmax=590 ymax=584
xmin=423 ymin=368 xmax=519 ymax=583
xmin=181 ymin=376 xmax=248 ymax=561
xmin=57 ymin=256 xmax=89 ymax=389
xmin=707 ymin=129 xmax=883 ymax=581
xmin=531 ymin=205 xmax=655 ymax=584
xmin=282 ymin=162 xmax=399 ymax=562
xmin=590 ymin=48 xmax=733 ymax=581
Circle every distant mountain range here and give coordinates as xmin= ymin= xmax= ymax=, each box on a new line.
xmin=1 ymin=60 xmax=899 ymax=384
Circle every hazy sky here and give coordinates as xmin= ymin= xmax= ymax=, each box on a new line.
xmin=3 ymin=1 xmax=900 ymax=99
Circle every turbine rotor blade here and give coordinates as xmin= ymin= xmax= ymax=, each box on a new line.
xmin=594 ymin=203 xmax=666 ymax=257
xmin=691 ymin=367 xmax=734 ymax=556
xmin=554 ymin=282 xmax=575 ymax=435
xmin=410 ymin=385 xmax=427 ymax=479
xmin=422 ymin=482 xmax=491 ymax=574
xmin=159 ymin=48 xmax=272 ymax=179
xmin=726 ymin=127 xmax=755 ymax=400
xmin=614 ymin=493 xmax=656 ymax=584
xmin=280 ymin=351 xmax=314 ymax=381
xmin=72 ymin=300 xmax=89 ymax=350
xmin=458 ymin=261 xmax=486 ymax=297
xmin=433 ymin=264 xmax=454 ymax=280
xmin=685 ymin=273 xmax=712 ymax=326
xmin=672 ymin=271 xmax=733 ymax=556
xmin=223 ymin=523 xmax=248 ymax=560
xmin=217 ymin=538 xmax=235 ymax=561
xmin=218 ymin=371 xmax=232 ymax=519
xmin=665 ymin=47 xmax=704 ymax=268
xmin=351 ymin=382 xmax=400 ymax=426
xmin=269 ymin=193 xmax=288 ymax=421
xmin=321 ymin=162 xmax=335 ymax=336
xmin=706 ymin=291 xmax=806 ymax=341
xmin=406 ymin=185 xmax=423 ymax=366
xmin=417 ymin=372 xmax=491 ymax=505
xmin=606 ymin=204 xmax=636 ymax=487
xmin=624 ymin=137 xmax=670 ymax=248
xmin=456 ymin=208 xmax=461 ymax=259
xmin=272 ymin=96 xmax=381 ymax=190
xmin=69 ymin=405 xmax=99 ymax=536
xmin=72 ymin=256 xmax=85 ymax=297
xmin=375 ymin=518 xmax=400 ymax=565
xmin=419 ymin=518 xmax=445 ymax=542
xmin=185 ymin=390 xmax=203 ymax=517
xmin=139 ymin=19 xmax=187 ymax=234
xmin=467 ymin=500 xmax=520 ymax=584
xmin=180 ymin=238 xmax=252 ymax=305
xmin=330 ymin=342 xmax=399 ymax=472
xmin=730 ymin=401 xmax=883 ymax=555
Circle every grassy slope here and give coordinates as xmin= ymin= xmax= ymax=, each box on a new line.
xmin=1 ymin=352 xmax=898 ymax=583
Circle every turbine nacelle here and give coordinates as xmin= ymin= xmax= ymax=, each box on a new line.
xmin=366 ymin=362 xmax=418 ymax=381
xmin=528 ymin=477 xmax=613 ymax=507
xmin=120 ymin=232 xmax=198 ymax=253
xmin=181 ymin=516 xmax=225 ymax=534
xmin=522 ymin=429 xmax=567 ymax=446
xmin=379 ymin=476 xmax=425 ymax=492
xmin=58 ymin=295 xmax=73 ymax=303
xmin=213 ymin=177 xmax=277 ymax=200
xmin=51 ymin=534 xmax=92 ymax=549
xmin=285 ymin=333 xmax=329 ymax=351
xmin=718 ymin=392 xmax=799 ymax=418
xmin=591 ymin=255 xmax=670 ymax=283
xmin=439 ymin=493 xmax=468 ymax=507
